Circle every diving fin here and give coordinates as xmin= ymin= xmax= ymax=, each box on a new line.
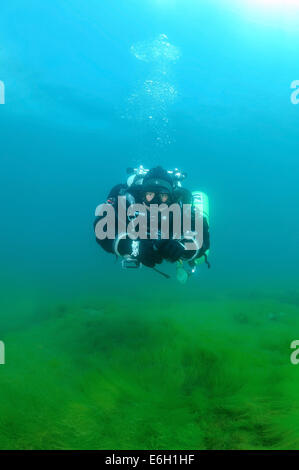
xmin=176 ymin=260 xmax=189 ymax=284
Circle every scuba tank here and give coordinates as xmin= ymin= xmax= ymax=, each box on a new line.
xmin=176 ymin=190 xmax=210 ymax=283
xmin=192 ymin=190 xmax=210 ymax=266
xmin=191 ymin=190 xmax=209 ymax=225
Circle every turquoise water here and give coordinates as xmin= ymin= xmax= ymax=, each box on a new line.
xmin=0 ymin=0 xmax=299 ymax=449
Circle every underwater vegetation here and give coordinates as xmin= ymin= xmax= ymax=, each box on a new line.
xmin=0 ymin=289 xmax=299 ymax=450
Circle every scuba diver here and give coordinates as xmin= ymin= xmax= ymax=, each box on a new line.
xmin=94 ymin=165 xmax=210 ymax=283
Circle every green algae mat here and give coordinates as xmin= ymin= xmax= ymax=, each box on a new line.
xmin=0 ymin=289 xmax=299 ymax=450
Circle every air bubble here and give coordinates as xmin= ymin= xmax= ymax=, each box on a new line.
xmin=130 ymin=34 xmax=180 ymax=64
xmin=124 ymin=34 xmax=181 ymax=147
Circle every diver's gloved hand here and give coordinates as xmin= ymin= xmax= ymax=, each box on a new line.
xmin=154 ymin=239 xmax=186 ymax=262
xmin=138 ymin=240 xmax=163 ymax=268
xmin=115 ymin=238 xmax=162 ymax=268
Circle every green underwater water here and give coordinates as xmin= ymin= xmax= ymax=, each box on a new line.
xmin=1 ymin=283 xmax=299 ymax=450
xmin=1 ymin=0 xmax=299 ymax=453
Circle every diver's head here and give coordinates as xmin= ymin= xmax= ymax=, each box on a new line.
xmin=141 ymin=166 xmax=174 ymax=205
xmin=145 ymin=191 xmax=156 ymax=203
xmin=159 ymin=192 xmax=169 ymax=204
xmin=142 ymin=185 xmax=172 ymax=206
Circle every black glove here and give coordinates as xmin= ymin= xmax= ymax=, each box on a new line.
xmin=115 ymin=238 xmax=163 ymax=268
xmin=138 ymin=240 xmax=163 ymax=268
xmin=154 ymin=239 xmax=186 ymax=262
